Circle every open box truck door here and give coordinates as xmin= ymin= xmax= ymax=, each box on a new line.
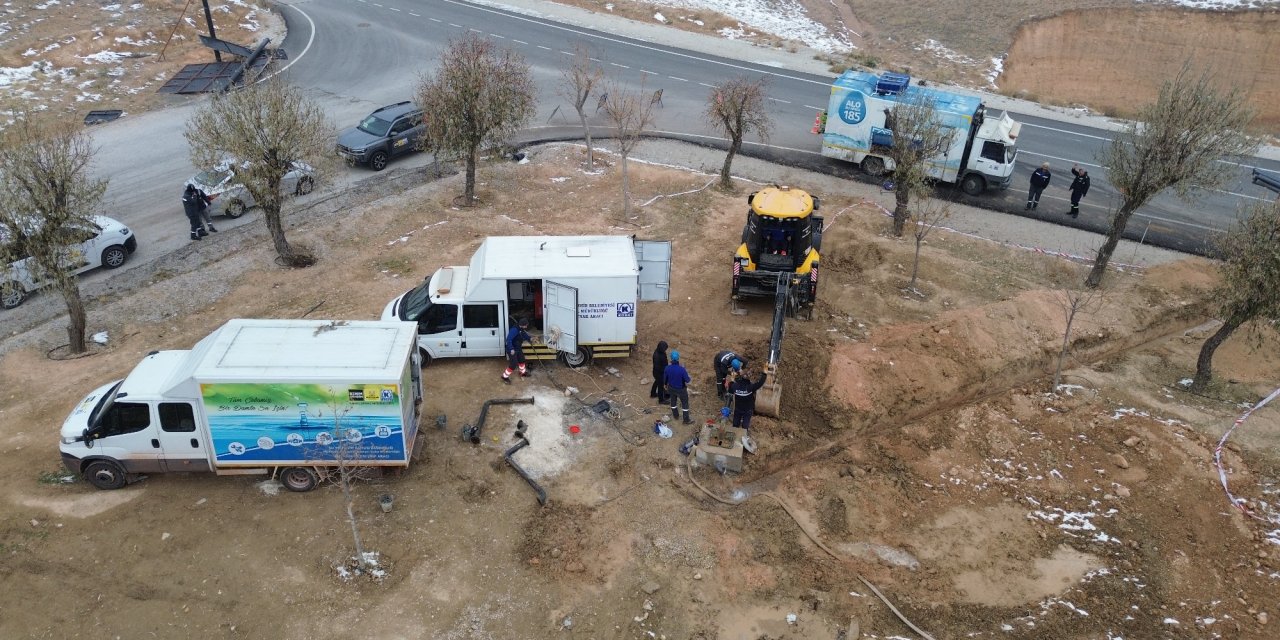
xmin=634 ymin=240 xmax=672 ymax=302
xmin=543 ymin=280 xmax=580 ymax=364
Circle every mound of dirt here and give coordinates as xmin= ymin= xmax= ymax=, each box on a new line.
xmin=1000 ymin=8 xmax=1280 ymax=130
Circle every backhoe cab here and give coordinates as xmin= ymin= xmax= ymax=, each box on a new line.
xmin=732 ymin=186 xmax=822 ymax=316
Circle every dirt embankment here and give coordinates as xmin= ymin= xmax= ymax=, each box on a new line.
xmin=999 ymin=8 xmax=1280 ymax=131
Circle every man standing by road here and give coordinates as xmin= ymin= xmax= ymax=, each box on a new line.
xmin=713 ymin=350 xmax=745 ymax=400
xmin=729 ymin=366 xmax=768 ymax=431
xmin=1027 ymin=162 xmax=1051 ymax=210
xmin=664 ymin=350 xmax=693 ymax=424
xmin=182 ymin=184 xmax=208 ymax=241
xmin=1069 ymin=164 xmax=1090 ymax=218
xmin=503 ymin=318 xmax=532 ymax=383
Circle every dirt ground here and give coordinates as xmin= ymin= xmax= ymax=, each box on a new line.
xmin=2 ymin=145 xmax=1278 ymax=638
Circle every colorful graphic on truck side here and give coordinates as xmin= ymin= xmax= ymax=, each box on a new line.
xmin=201 ymin=383 xmax=406 ymax=464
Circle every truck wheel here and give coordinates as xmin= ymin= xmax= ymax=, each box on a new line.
xmin=1 ymin=281 xmax=26 ymax=309
xmin=295 ymin=175 xmax=315 ymax=196
xmin=101 ymin=244 xmax=128 ymax=269
xmin=418 ymin=348 xmax=432 ymax=367
xmin=560 ymin=346 xmax=592 ymax=368
xmin=280 ymin=467 xmax=319 ymax=492
xmin=369 ymin=150 xmax=389 ymax=172
xmin=960 ymin=174 xmax=986 ymax=196
xmin=84 ymin=460 xmax=127 ymax=490
xmin=225 ymin=198 xmax=248 ymax=218
xmin=861 ymin=156 xmax=887 ymax=177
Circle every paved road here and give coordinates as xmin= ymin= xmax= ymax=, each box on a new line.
xmin=83 ymin=0 xmax=1280 ymax=284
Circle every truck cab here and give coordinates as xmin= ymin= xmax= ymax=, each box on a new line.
xmin=60 ymin=351 xmax=212 ymax=489
xmin=384 ymin=266 xmax=508 ymax=360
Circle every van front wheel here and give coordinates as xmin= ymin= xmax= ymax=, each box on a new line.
xmin=560 ymin=346 xmax=592 ymax=368
xmin=960 ymin=174 xmax=986 ymax=196
xmin=280 ymin=467 xmax=319 ymax=492
xmin=84 ymin=460 xmax=127 ymax=490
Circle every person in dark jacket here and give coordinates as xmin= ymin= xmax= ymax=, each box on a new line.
xmin=664 ymin=350 xmax=692 ymax=424
xmin=729 ymin=367 xmax=768 ymax=430
xmin=713 ymin=350 xmax=745 ymax=400
xmin=182 ymin=184 xmax=208 ymax=241
xmin=1027 ymin=162 xmax=1051 ymax=210
xmin=1069 ymin=164 xmax=1090 ymax=218
xmin=502 ymin=318 xmax=532 ymax=383
xmin=650 ymin=340 xmax=669 ymax=404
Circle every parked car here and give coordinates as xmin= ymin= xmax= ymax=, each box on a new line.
xmin=336 ymin=101 xmax=425 ymax=171
xmin=185 ymin=160 xmax=315 ymax=219
xmin=2 ymin=215 xmax=137 ymax=309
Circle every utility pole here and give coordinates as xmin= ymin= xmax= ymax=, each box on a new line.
xmin=202 ymin=0 xmax=221 ymax=62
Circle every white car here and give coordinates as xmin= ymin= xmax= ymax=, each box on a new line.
xmin=185 ymin=161 xmax=315 ymax=219
xmin=2 ymin=215 xmax=137 ymax=309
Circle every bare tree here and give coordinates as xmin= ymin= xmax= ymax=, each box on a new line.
xmin=417 ymin=33 xmax=536 ymax=206
xmin=705 ymin=76 xmax=772 ymax=190
xmin=601 ymin=78 xmax=658 ymax=221
xmin=557 ymin=43 xmax=603 ymax=170
xmin=1086 ymin=63 xmax=1257 ymax=288
xmin=306 ymin=390 xmax=377 ymax=576
xmin=905 ymin=191 xmax=951 ymax=295
xmin=185 ymin=77 xmax=331 ymax=267
xmin=1050 ymin=261 xmax=1105 ymax=392
xmin=877 ymin=96 xmax=952 ymax=237
xmin=1191 ymin=200 xmax=1280 ymax=390
xmin=0 ymin=114 xmax=107 ymax=353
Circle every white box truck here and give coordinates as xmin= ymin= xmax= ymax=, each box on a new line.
xmin=382 ymin=235 xmax=671 ymax=366
xmin=819 ymin=71 xmax=1021 ymax=195
xmin=59 ymin=319 xmax=424 ymax=492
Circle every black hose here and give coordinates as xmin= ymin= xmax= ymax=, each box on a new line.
xmin=504 ymin=428 xmax=547 ymax=506
xmin=462 ymin=397 xmax=534 ymax=444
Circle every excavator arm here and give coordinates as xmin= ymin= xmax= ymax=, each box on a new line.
xmin=755 ymin=274 xmax=794 ymax=417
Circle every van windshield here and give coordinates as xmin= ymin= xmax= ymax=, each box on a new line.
xmin=399 ymin=281 xmax=432 ymax=321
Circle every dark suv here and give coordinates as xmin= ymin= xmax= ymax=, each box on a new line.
xmin=336 ymin=101 xmax=425 ymax=171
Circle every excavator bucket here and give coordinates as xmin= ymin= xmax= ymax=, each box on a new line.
xmin=755 ymin=363 xmax=782 ymax=418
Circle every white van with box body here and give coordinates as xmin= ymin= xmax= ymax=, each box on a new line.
xmin=59 ymin=319 xmax=424 ymax=492
xmin=382 ymin=235 xmax=671 ymax=366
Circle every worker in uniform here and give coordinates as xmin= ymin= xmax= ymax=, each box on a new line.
xmin=664 ymin=350 xmax=693 ymax=424
xmin=503 ymin=318 xmax=532 ymax=383
xmin=729 ymin=366 xmax=768 ymax=431
xmin=1068 ymin=164 xmax=1090 ymax=218
xmin=713 ymin=350 xmax=745 ymax=400
xmin=650 ymin=340 xmax=669 ymax=404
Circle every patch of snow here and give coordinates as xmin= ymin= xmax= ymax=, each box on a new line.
xmin=987 ymin=56 xmax=1005 ymax=88
xmin=655 ymin=0 xmax=853 ymax=53
xmin=80 ymin=50 xmax=127 ymax=64
xmin=0 ymin=63 xmax=42 ymax=86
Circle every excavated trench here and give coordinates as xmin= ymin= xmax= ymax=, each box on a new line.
xmin=746 ymin=272 xmax=1216 ymax=485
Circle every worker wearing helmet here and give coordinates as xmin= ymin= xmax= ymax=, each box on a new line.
xmin=503 ymin=318 xmax=532 ymax=383
xmin=713 ymin=350 xmax=746 ymax=400
xmin=664 ymin=350 xmax=693 ymax=424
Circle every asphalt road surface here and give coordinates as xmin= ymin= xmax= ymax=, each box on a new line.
xmin=81 ymin=0 xmax=1280 ymax=289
